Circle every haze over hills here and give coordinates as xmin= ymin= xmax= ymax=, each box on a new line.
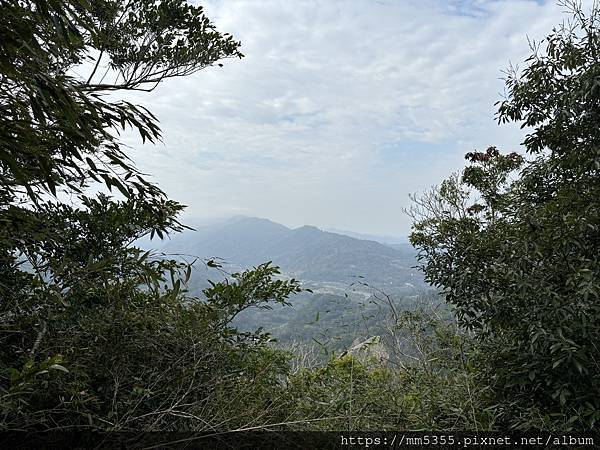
xmin=324 ymin=228 xmax=409 ymax=246
xmin=160 ymin=216 xmax=423 ymax=288
xmin=157 ymin=216 xmax=430 ymax=346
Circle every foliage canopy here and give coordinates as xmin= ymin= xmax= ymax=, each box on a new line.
xmin=409 ymin=1 xmax=600 ymax=430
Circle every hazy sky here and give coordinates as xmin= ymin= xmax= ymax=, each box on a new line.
xmin=121 ymin=0 xmax=567 ymax=236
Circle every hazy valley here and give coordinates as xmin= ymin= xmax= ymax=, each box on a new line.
xmin=156 ymin=216 xmax=434 ymax=347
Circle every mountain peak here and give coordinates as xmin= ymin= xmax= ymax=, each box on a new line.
xmin=160 ymin=215 xmax=421 ymax=285
xmin=230 ymin=215 xmax=282 ymax=225
xmin=294 ymin=224 xmax=321 ymax=233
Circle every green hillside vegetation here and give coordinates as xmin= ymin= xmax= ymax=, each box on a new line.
xmin=158 ymin=215 xmax=428 ymax=350
xmin=1 ymin=0 xmax=598 ymax=434
xmin=232 ymin=289 xmax=442 ymax=351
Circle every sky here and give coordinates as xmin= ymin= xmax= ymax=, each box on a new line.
xmin=120 ymin=0 xmax=568 ymax=237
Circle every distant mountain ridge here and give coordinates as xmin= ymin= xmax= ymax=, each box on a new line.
xmin=161 ymin=216 xmax=422 ymax=287
xmin=324 ymin=227 xmax=409 ymax=246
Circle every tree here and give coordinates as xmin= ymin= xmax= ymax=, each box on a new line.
xmin=409 ymin=1 xmax=600 ymax=430
xmin=1 ymin=0 xmax=244 ymax=301
xmin=0 ymin=1 xmax=305 ymax=431
xmin=1 ymin=0 xmax=242 ymax=203
xmin=0 ymin=0 xmax=242 ymax=299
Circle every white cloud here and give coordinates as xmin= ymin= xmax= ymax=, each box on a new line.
xmin=120 ymin=0 xmax=565 ymax=235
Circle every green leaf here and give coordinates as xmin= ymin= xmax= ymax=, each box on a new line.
xmin=49 ymin=364 xmax=69 ymax=373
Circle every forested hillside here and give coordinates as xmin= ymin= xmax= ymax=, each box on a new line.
xmin=157 ymin=215 xmax=429 ymax=349
xmin=1 ymin=0 xmax=598 ymax=441
xmin=160 ymin=215 xmax=420 ymax=286
xmin=159 ymin=215 xmax=422 ymax=292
